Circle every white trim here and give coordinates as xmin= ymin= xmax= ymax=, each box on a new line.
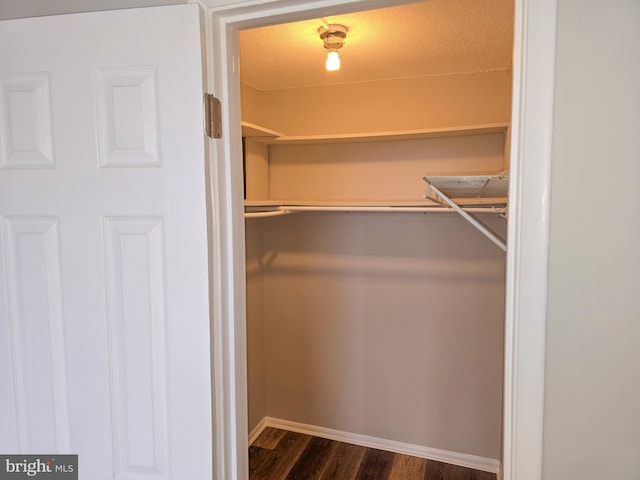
xmin=206 ymin=0 xmax=418 ymax=17
xmin=254 ymin=417 xmax=501 ymax=475
xmin=503 ymin=1 xmax=556 ymax=480
xmin=204 ymin=10 xmax=249 ymax=480
xmin=247 ymin=417 xmax=268 ymax=446
xmin=205 ymin=0 xmax=556 ymax=479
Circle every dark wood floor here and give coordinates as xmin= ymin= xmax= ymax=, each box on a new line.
xmin=249 ymin=427 xmax=497 ymax=480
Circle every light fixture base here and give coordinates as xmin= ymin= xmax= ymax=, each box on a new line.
xmin=318 ymin=24 xmax=348 ymax=50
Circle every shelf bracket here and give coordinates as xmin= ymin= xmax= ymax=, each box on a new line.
xmin=423 ymin=179 xmax=507 ymax=252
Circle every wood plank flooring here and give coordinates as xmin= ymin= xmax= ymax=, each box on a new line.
xmin=249 ymin=427 xmax=497 ymax=480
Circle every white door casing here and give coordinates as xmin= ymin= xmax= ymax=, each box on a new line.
xmin=0 ymin=5 xmax=212 ymax=480
xmin=203 ymin=0 xmax=556 ymax=479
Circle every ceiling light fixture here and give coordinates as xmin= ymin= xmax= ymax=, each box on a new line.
xmin=318 ymin=24 xmax=348 ymax=71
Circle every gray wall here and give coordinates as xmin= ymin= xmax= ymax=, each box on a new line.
xmin=245 ymin=220 xmax=267 ymax=433
xmin=543 ymin=1 xmax=640 ymax=478
xmin=247 ymin=212 xmax=506 ymax=460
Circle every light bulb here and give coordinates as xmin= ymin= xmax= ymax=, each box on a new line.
xmin=325 ymin=50 xmax=340 ymax=71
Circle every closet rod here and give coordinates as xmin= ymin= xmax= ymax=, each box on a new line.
xmin=282 ymin=205 xmax=505 ymax=213
xmin=424 ymin=182 xmax=507 ymax=252
xmin=244 ymin=205 xmax=506 ymax=217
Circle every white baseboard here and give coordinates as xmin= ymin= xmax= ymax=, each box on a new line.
xmin=248 ymin=417 xmax=268 ymax=446
xmin=249 ymin=416 xmax=501 ymax=475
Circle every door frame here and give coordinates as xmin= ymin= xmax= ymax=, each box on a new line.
xmin=201 ymin=0 xmax=557 ymax=478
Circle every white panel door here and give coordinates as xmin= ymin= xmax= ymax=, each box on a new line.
xmin=0 ymin=5 xmax=212 ymax=479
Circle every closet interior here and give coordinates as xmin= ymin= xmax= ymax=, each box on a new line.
xmin=239 ymin=0 xmax=513 ymax=467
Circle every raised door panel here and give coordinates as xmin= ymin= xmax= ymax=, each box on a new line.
xmin=95 ymin=67 xmax=160 ymax=168
xmin=0 ymin=72 xmax=54 ymax=169
xmin=104 ymin=218 xmax=168 ymax=478
xmin=1 ymin=217 xmax=69 ymax=453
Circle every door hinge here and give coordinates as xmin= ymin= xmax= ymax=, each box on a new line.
xmin=204 ymin=93 xmax=222 ymax=139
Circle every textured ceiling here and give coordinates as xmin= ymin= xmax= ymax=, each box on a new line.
xmin=238 ymin=0 xmax=514 ymax=91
